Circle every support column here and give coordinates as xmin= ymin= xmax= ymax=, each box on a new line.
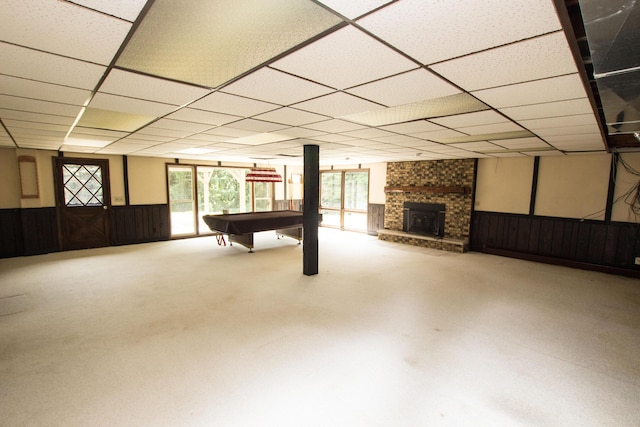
xmin=303 ymin=145 xmax=319 ymax=276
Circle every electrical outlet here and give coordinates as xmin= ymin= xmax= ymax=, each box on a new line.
xmin=635 ymin=257 xmax=640 ymax=265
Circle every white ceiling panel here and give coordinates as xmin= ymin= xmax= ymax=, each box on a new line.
xmin=149 ymin=118 xmax=213 ymax=133
xmin=500 ymin=98 xmax=594 ymax=121
xmin=0 ymin=109 xmax=76 ymax=126
xmin=225 ymin=119 xmax=289 ymax=133
xmin=190 ymin=92 xmax=279 ymax=117
xmin=379 ymin=121 xmax=446 ymax=134
xmin=272 ymin=26 xmax=418 ymax=90
xmin=346 ymin=69 xmax=461 ymax=106
xmin=99 ymin=69 xmax=211 ymax=105
xmin=544 ymin=134 xmax=604 ymax=145
xmin=303 ymin=119 xmax=367 ymax=133
xmin=371 ymin=135 xmax=426 ymax=146
xmin=522 ymin=150 xmax=564 ymax=156
xmin=0 ymin=94 xmax=81 ymax=118
xmin=254 ymin=108 xmax=328 ymax=126
xmin=534 ymin=124 xmax=601 ymax=137
xmin=450 ymin=141 xmax=505 ymax=151
xmin=493 ymin=137 xmax=550 ymax=149
xmin=431 ymin=32 xmax=578 ymax=91
xmin=0 ymin=43 xmax=106 ymax=90
xmin=340 ymin=127 xmax=395 ymax=139
xmin=472 ymin=74 xmax=587 ymax=108
xmin=431 ymin=110 xmax=509 ymax=128
xmin=275 ymin=127 xmax=327 ymax=139
xmin=165 ymin=108 xmax=240 ymax=126
xmin=293 ymin=92 xmax=383 ymax=117
xmin=457 ymin=122 xmax=524 ymax=135
xmin=89 ymin=93 xmax=176 ymax=117
xmin=203 ymin=127 xmax=256 ymax=139
xmin=67 ymin=0 xmax=149 ymax=22
xmin=3 ymin=120 xmax=70 ymax=133
xmin=0 ymin=75 xmax=91 ymax=106
xmin=0 ymin=0 xmax=132 ymax=65
xmin=520 ymin=114 xmax=599 ymax=130
xmin=222 ymin=67 xmax=334 ymax=105
xmin=116 ymin=0 xmax=342 ymax=88
xmin=358 ymin=0 xmax=561 ymax=65
xmin=412 ymin=129 xmax=467 ymax=142
xmin=227 ymin=133 xmax=294 ymax=146
xmin=316 ymin=0 xmax=392 ymax=19
xmin=308 ymin=134 xmax=361 ymax=143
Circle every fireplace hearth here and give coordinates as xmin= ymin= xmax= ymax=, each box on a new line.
xmin=403 ymin=202 xmax=445 ymax=237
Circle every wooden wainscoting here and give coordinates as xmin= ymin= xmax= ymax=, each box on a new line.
xmin=0 ymin=209 xmax=22 ymax=258
xmin=110 ymin=204 xmax=170 ymax=246
xmin=367 ymin=203 xmax=385 ymax=236
xmin=471 ymin=211 xmax=640 ymax=277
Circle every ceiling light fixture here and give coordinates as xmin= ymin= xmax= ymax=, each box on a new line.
xmin=246 ymin=167 xmax=283 ymax=182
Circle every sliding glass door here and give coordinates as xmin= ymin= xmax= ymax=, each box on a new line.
xmin=320 ymin=169 xmax=369 ymax=231
xmin=168 ymin=164 xmax=273 ymax=237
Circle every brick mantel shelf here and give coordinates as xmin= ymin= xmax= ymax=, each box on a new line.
xmin=384 ymin=185 xmax=470 ymax=194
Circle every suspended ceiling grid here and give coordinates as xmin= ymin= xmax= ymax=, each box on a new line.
xmin=0 ymin=0 xmax=637 ymax=166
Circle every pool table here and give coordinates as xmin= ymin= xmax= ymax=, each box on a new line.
xmin=202 ymin=210 xmax=304 ymax=252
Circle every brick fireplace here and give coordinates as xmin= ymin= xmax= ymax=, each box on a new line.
xmin=378 ymin=159 xmax=475 ymax=253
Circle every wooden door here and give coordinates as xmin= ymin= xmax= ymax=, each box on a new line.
xmin=54 ymin=157 xmax=111 ymax=251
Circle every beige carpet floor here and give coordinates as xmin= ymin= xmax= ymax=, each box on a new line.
xmin=1 ymin=227 xmax=639 ymax=426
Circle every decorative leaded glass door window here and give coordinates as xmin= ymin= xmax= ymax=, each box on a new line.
xmin=62 ymin=164 xmax=104 ymax=207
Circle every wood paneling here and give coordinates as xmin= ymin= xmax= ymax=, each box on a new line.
xmin=0 ymin=209 xmax=22 ymax=258
xmin=110 ymin=204 xmax=170 ymax=246
xmin=471 ymin=211 xmax=640 ymax=276
xmin=367 ymin=203 xmax=385 ymax=236
xmin=21 ymin=207 xmax=58 ymax=255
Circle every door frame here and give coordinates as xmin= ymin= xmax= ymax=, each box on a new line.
xmin=53 ymin=157 xmax=111 ymax=251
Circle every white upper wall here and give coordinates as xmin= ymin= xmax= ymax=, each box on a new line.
xmin=475 ymin=157 xmax=534 ymax=214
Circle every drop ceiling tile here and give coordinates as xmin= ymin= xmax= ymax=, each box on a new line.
xmin=472 ymin=74 xmax=587 ymax=108
xmin=149 ymin=118 xmax=213 ymax=133
xmin=457 ymin=121 xmax=524 ymax=135
xmin=309 ymin=134 xmax=361 ymax=143
xmin=65 ymin=134 xmax=119 ymax=148
xmin=77 ymin=107 xmax=156 ymax=132
xmin=544 ymin=133 xmax=605 ymax=145
xmin=253 ymin=108 xmax=328 ymax=126
xmin=370 ymin=135 xmax=423 ymax=145
xmin=89 ymin=93 xmax=175 ymax=117
xmin=379 ymin=121 xmax=446 ymax=134
xmin=134 ymin=126 xmax=188 ymax=138
xmin=99 ymin=69 xmax=210 ymax=106
xmin=190 ymin=92 xmax=279 ymax=117
xmin=0 ymin=43 xmax=106 ymax=90
xmin=165 ymin=108 xmax=240 ymax=126
xmin=346 ymin=69 xmax=460 ymax=106
xmin=67 ymin=0 xmax=148 ymax=22
xmin=493 ymin=137 xmax=550 ymax=149
xmin=203 ymin=127 xmax=256 ymax=139
xmin=303 ymin=119 xmax=367 ymax=133
xmin=3 ymin=120 xmax=70 ymax=133
xmin=97 ymin=143 xmax=151 ymax=154
xmin=341 ymin=128 xmax=395 ymax=139
xmin=0 ymin=109 xmax=76 ymax=126
xmin=293 ymin=92 xmax=383 ymax=117
xmin=228 ymin=133 xmax=294 ymax=146
xmin=116 ymin=0 xmax=342 ymax=88
xmin=316 ymin=0 xmax=392 ymax=19
xmin=0 ymin=0 xmax=131 ymax=65
xmin=534 ymin=124 xmax=601 ymax=137
xmin=272 ymin=26 xmax=418 ymax=90
xmin=275 ymin=127 xmax=327 ymax=138
xmin=343 ymin=93 xmax=489 ymax=126
xmin=0 ymin=75 xmax=91 ymax=106
xmin=522 ymin=150 xmax=565 ymax=156
xmin=0 ymin=94 xmax=82 ymax=117
xmin=412 ymin=129 xmax=467 ymax=142
xmin=430 ymin=110 xmax=508 ymax=128
xmin=520 ymin=114 xmax=599 ymax=130
xmin=500 ymin=98 xmax=594 ymax=120
xmin=490 ymin=152 xmax=527 ymax=158
xmin=449 ymin=141 xmax=504 ymax=151
xmin=222 ymin=67 xmax=334 ymax=105
xmin=226 ymin=119 xmax=289 ymax=133
xmin=431 ymin=32 xmax=577 ymax=91
xmin=122 ymin=133 xmax=176 ymax=142
xmin=358 ymin=0 xmax=561 ymax=65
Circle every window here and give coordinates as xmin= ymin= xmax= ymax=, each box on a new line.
xmin=320 ymin=169 xmax=369 ymax=231
xmin=168 ymin=164 xmax=274 ymax=237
